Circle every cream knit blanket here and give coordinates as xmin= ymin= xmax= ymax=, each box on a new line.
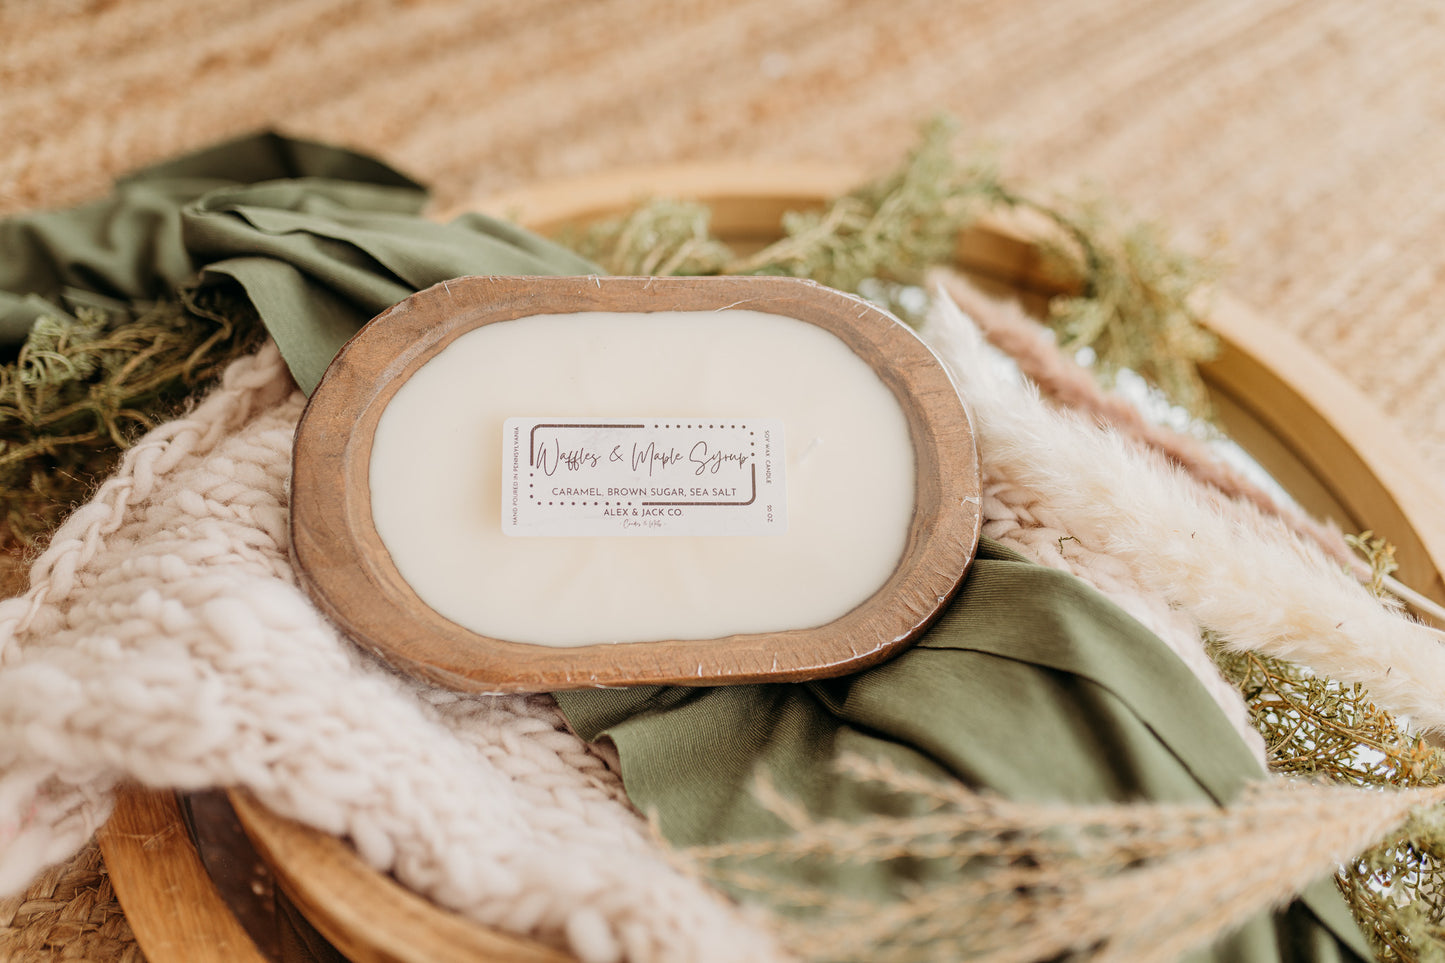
xmin=0 ymin=342 xmax=785 ymax=963
xmin=5 ymin=293 xmax=1430 ymax=961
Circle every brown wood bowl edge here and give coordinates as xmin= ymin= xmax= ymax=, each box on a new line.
xmin=291 ymin=274 xmax=982 ymax=692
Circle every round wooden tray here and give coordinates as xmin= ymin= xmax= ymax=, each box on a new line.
xmin=101 ymin=162 xmax=1445 ymax=963
xmin=291 ymin=274 xmax=981 ymax=692
xmin=477 ymin=163 xmax=1445 ymax=610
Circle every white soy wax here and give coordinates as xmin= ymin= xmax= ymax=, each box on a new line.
xmin=368 ymin=309 xmax=916 ymax=647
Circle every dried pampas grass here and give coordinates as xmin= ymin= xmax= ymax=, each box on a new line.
xmin=698 ymin=754 xmax=1445 ymax=963
xmin=923 ymin=288 xmax=1445 ymax=732
xmin=930 ymin=269 xmax=1362 ymax=574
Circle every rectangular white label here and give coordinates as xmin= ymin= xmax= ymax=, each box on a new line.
xmin=503 ymin=418 xmax=787 ymax=536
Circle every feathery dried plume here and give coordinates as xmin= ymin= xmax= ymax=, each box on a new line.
xmin=929 ymin=269 xmax=1363 ymax=574
xmin=923 ymin=290 xmax=1445 ymax=732
xmin=696 ymin=754 xmax=1445 ymax=963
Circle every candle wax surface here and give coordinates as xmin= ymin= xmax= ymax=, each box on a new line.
xmin=368 ymin=308 xmax=917 ymax=647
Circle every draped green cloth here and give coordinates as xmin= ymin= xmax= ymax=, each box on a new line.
xmin=0 ymin=134 xmax=1371 ymax=961
xmin=557 ymin=538 xmax=1369 ymax=961
xmin=0 ymin=131 xmax=595 ymax=392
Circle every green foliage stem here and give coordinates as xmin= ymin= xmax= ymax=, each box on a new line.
xmin=570 ymin=116 xmax=1220 ymax=416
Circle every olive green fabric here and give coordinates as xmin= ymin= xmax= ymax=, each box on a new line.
xmin=0 ymin=131 xmax=596 ymax=392
xmin=1 ymin=136 xmax=1372 ymax=961
xmin=556 ymin=538 xmax=1373 ymax=961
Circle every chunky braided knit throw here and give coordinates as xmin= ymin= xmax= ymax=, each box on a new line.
xmin=8 ymin=291 xmax=1428 ymax=959
xmin=0 ymin=341 xmax=785 ymax=963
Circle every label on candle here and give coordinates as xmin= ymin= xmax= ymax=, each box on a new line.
xmin=503 ymin=418 xmax=787 ymax=536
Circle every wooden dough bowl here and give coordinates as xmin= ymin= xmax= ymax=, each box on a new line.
xmin=291 ymin=274 xmax=981 ymax=693
xmin=100 ymin=162 xmax=1445 ymax=963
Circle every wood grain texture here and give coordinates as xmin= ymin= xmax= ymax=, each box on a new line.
xmin=96 ymin=786 xmax=269 ymax=963
xmin=228 ymin=791 xmax=570 ymax=963
xmin=1197 ymin=294 xmax=1445 ymax=607
xmin=291 ymin=275 xmax=983 ymax=692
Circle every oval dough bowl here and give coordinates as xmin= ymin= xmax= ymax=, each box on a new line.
xmin=290 ymin=274 xmax=981 ymax=693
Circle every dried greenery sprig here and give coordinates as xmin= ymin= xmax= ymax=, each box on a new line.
xmin=1207 ymin=534 xmax=1445 ymax=962
xmin=727 ymin=118 xmax=1000 ymax=291
xmin=571 ymin=118 xmax=995 ymax=290
xmin=1211 ymin=646 xmax=1440 ymax=787
xmin=692 ymin=754 xmax=1445 ymax=963
xmin=1348 ymin=530 xmax=1402 ymax=599
xmin=572 ymin=198 xmax=733 ymax=277
xmin=1210 ymin=643 xmax=1445 ymax=962
xmin=1023 ymin=196 xmax=1219 ymax=417
xmin=570 ymin=117 xmax=1219 ymax=415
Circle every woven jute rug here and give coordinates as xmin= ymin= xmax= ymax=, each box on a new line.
xmin=5 ymin=0 xmax=1444 ymax=957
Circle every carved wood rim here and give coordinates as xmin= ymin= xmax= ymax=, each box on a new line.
xmin=228 ymin=790 xmax=570 ymax=963
xmin=290 ymin=274 xmax=982 ymax=691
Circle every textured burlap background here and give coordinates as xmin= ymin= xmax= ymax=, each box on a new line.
xmin=3 ymin=0 xmax=1443 ymax=957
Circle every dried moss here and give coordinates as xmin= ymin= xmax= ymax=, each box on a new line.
xmin=0 ymin=289 xmax=265 ymax=552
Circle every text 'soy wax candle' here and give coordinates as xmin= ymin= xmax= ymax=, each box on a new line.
xmin=369 ymin=308 xmax=916 ymax=646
